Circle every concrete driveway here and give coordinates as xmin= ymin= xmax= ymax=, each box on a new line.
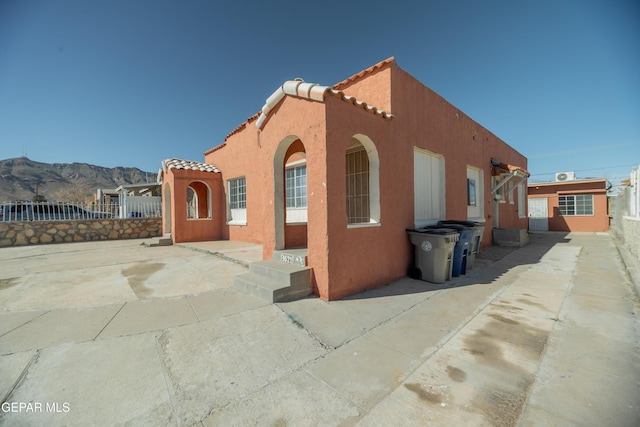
xmin=1 ymin=233 xmax=639 ymax=426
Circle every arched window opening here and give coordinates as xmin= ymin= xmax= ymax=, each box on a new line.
xmin=186 ymin=187 xmax=197 ymax=219
xmin=187 ymin=181 xmax=211 ymax=220
xmin=346 ymin=135 xmax=380 ymax=226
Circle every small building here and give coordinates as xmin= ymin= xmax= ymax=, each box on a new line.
xmin=527 ymin=175 xmax=609 ymax=232
xmin=96 ymin=183 xmax=162 ymax=218
xmin=160 ymin=57 xmax=529 ymax=300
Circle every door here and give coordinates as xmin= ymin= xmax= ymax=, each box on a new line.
xmin=528 ymin=197 xmax=548 ymax=231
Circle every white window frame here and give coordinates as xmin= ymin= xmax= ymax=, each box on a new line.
xmin=559 ymin=194 xmax=594 ymax=216
xmin=466 ymin=166 xmax=484 ymax=220
xmin=285 ymin=161 xmax=307 ymax=224
xmin=227 ymin=176 xmax=247 ymax=225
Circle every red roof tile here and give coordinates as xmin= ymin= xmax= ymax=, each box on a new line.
xmin=332 ymin=57 xmax=395 ymax=90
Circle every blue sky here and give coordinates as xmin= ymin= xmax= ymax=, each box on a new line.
xmin=1 ymin=0 xmax=638 ymax=187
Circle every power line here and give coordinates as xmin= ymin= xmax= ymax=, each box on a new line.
xmin=530 ymin=163 xmax=639 ymax=177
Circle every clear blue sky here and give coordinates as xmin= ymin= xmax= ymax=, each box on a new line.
xmin=1 ymin=0 xmax=638 ymax=187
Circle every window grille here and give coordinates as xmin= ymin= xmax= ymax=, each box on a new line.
xmin=286 ymin=165 xmax=307 ymax=208
xmin=559 ymin=194 xmax=593 ymax=216
xmin=228 ymin=177 xmax=246 ymax=209
xmin=346 ymin=147 xmax=370 ymax=224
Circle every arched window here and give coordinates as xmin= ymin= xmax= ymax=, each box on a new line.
xmin=186 ymin=181 xmax=211 ymax=220
xmin=346 ymin=134 xmax=380 ymax=226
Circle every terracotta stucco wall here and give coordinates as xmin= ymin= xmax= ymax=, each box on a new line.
xmin=205 ymin=97 xmax=331 ymax=296
xmin=323 ymin=96 xmax=401 ymax=300
xmin=318 ymin=62 xmax=528 ymax=299
xmin=163 ymin=169 xmax=224 ymax=243
xmin=388 ymin=63 xmax=529 ymax=241
xmin=333 ymin=65 xmax=392 ymax=113
xmin=202 ymin=59 xmax=529 ymax=300
xmin=528 ymin=180 xmax=609 ymax=232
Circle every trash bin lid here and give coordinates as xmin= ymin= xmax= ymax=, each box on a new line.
xmin=436 ymin=223 xmax=473 ymax=230
xmin=438 ymin=220 xmax=481 ymax=228
xmin=413 ymin=226 xmax=459 ymax=235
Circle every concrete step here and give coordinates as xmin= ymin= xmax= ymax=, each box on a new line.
xmin=148 ymin=234 xmax=173 ymax=247
xmin=273 ymin=249 xmax=308 ymax=266
xmin=249 ymin=260 xmax=311 ymax=288
xmin=234 ymin=273 xmax=289 ymax=303
xmin=234 ymin=260 xmax=312 ymax=303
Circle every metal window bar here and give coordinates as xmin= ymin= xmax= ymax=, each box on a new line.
xmin=346 ymin=148 xmax=370 ymax=224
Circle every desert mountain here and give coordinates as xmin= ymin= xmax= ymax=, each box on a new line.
xmin=0 ymin=157 xmax=157 ymax=203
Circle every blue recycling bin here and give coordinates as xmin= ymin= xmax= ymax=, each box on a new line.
xmin=438 ymin=220 xmax=485 ymax=269
xmin=437 ymin=223 xmax=474 ymax=276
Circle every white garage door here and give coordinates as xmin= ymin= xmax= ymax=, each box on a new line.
xmin=528 ymin=197 xmax=548 ymax=231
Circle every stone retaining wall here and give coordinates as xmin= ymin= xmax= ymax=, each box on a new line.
xmin=0 ymin=218 xmax=162 ymax=247
xmin=619 ymin=217 xmax=640 ymax=260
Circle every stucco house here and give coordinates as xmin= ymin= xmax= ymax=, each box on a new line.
xmin=528 ymin=176 xmax=609 ymax=232
xmin=160 ymin=57 xmax=529 ymax=301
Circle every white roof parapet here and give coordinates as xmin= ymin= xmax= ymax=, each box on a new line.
xmin=161 ymin=158 xmax=220 ymax=174
xmin=256 ymin=79 xmax=393 ymax=130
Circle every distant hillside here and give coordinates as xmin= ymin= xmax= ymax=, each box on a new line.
xmin=0 ymin=157 xmax=157 ymax=202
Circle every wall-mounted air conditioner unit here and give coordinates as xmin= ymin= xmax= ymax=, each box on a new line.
xmin=555 ymin=172 xmax=576 ymax=182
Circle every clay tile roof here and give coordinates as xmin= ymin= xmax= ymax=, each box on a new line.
xmin=326 ymin=89 xmax=394 ymax=119
xmin=162 ymin=158 xmax=220 ymax=174
xmin=255 ymin=78 xmax=393 ymax=130
xmin=221 ymin=58 xmax=396 ymax=143
xmin=224 ymin=112 xmax=260 ymax=142
xmin=332 ymin=57 xmax=395 ymax=90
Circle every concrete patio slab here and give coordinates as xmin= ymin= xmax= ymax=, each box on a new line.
xmin=0 ymin=304 xmax=123 ymax=353
xmin=176 ymin=241 xmax=263 ymax=266
xmin=97 ymin=297 xmax=198 ymax=338
xmin=201 ymin=369 xmax=361 ymax=427
xmin=156 ymin=305 xmax=326 ymax=425
xmin=0 ymin=267 xmax=134 ymax=311
xmin=0 ymin=350 xmax=35 ymax=402
xmin=0 ymin=334 xmax=172 ymax=427
xmin=0 ymin=309 xmax=47 ymax=336
xmin=186 ymin=288 xmax=268 ymax=321
xmin=1 ymin=233 xmax=638 ymax=426
xmin=306 ymin=336 xmax=420 ymax=412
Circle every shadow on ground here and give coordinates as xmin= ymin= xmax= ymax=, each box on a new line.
xmin=342 ymin=232 xmax=571 ymax=300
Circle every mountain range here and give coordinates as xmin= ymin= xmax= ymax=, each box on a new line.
xmin=0 ymin=157 xmax=158 ymax=203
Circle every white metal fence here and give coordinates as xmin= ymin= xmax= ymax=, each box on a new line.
xmin=0 ymin=201 xmax=162 ymax=222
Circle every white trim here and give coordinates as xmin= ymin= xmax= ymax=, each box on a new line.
xmin=518 ymin=182 xmax=527 ymax=218
xmin=347 ymin=221 xmax=382 ymax=229
xmin=286 ymin=208 xmax=307 ymax=224
xmin=285 ymin=158 xmax=306 ymax=168
xmin=466 ymin=166 xmax=484 ymax=220
xmin=228 ymin=208 xmax=247 ymax=225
